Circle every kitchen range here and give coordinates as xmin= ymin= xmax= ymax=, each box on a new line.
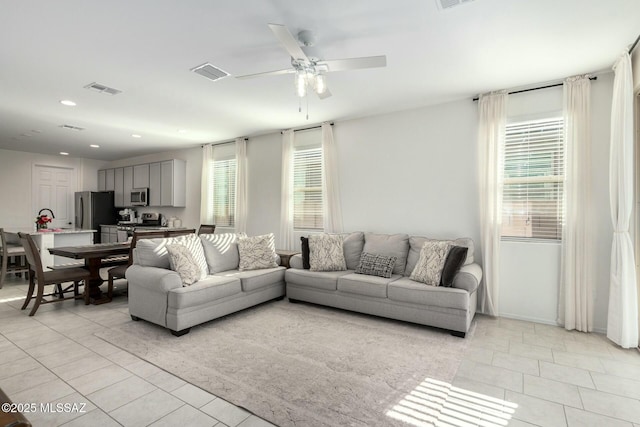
xmin=117 ymin=212 xmax=172 ymax=237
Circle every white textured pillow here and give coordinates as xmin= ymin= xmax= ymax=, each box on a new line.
xmin=135 ymin=234 xmax=208 ymax=280
xmin=238 ymin=233 xmax=278 ymax=271
xmin=410 ymin=240 xmax=452 ymax=286
xmin=309 ymin=234 xmax=347 ymax=272
xmin=166 ymin=244 xmax=201 ymax=286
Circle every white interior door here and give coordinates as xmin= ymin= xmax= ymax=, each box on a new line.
xmin=32 ymin=165 xmax=76 ymax=229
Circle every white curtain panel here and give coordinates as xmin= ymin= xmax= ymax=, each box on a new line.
xmin=235 ymin=138 xmax=248 ymax=233
xmin=607 ymin=52 xmax=639 ymax=348
xmin=559 ymin=75 xmax=593 ymax=332
xmin=477 ymin=91 xmax=507 ymax=316
xmin=321 ymin=122 xmax=343 ymax=233
xmin=200 ymin=144 xmax=214 ymax=224
xmin=279 ymin=130 xmax=295 ymax=250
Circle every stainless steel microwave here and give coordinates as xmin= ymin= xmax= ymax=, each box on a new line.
xmin=131 ymin=188 xmax=148 ymax=206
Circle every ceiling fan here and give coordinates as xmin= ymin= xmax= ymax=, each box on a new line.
xmin=236 ymin=24 xmax=387 ymax=100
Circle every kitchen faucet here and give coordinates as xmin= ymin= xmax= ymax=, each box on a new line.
xmin=38 ymin=208 xmax=55 ymax=219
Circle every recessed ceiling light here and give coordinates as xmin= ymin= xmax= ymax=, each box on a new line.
xmin=60 ymin=100 xmax=77 ymax=106
xmin=90 ymin=144 xmax=100 ymax=148
xmin=131 ymin=134 xmax=142 ymax=138
xmin=177 ymin=129 xmax=188 ymax=133
xmin=60 ymin=152 xmax=69 ymax=156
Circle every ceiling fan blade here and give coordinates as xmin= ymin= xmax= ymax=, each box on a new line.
xmin=268 ymin=23 xmax=310 ymax=63
xmin=317 ymin=88 xmax=332 ymax=100
xmin=319 ymin=55 xmax=387 ymax=73
xmin=235 ymin=68 xmax=295 ymax=80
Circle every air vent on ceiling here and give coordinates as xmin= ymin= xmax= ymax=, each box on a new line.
xmin=436 ymin=0 xmax=474 ymax=10
xmin=84 ymin=82 xmax=122 ymax=95
xmin=59 ymin=124 xmax=85 ymax=131
xmin=191 ymin=63 xmax=230 ymax=82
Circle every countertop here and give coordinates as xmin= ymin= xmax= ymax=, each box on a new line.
xmin=6 ymin=228 xmax=97 ymax=235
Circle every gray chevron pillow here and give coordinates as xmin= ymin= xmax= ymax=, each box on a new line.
xmin=238 ymin=233 xmax=278 ymax=271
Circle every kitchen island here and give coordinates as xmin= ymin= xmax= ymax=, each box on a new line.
xmin=6 ymin=228 xmax=96 ymax=270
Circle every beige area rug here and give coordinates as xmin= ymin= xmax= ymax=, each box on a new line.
xmin=96 ymin=300 xmax=474 ymax=427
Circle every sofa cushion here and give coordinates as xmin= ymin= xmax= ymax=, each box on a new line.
xmin=342 ymin=232 xmax=365 ymax=270
xmin=355 ymin=252 xmax=397 ymax=279
xmin=135 ymin=234 xmax=208 ymax=279
xmin=168 ymin=276 xmax=242 ymax=309
xmin=388 ymin=277 xmax=470 ymax=310
xmin=166 ymin=244 xmax=201 ymax=286
xmin=214 ymin=267 xmax=285 ymax=292
xmin=285 ymin=269 xmax=353 ymax=291
xmin=410 ymin=240 xmax=452 ymax=286
xmin=441 ymin=246 xmax=468 ymax=287
xmin=405 ymin=236 xmax=475 ymax=276
xmin=200 ymin=232 xmax=246 ymax=273
xmin=363 ymin=233 xmax=409 ymax=275
xmin=337 ymin=273 xmax=401 ymax=298
xmin=309 ymin=234 xmax=347 ymax=271
xmin=238 ymin=233 xmax=278 ymax=271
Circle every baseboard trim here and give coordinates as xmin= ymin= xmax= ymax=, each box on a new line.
xmin=498 ymin=312 xmax=606 ymax=334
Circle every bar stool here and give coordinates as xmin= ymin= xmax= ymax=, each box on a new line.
xmin=0 ymin=228 xmax=29 ymax=289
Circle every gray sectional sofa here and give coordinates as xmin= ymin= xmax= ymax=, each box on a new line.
xmin=285 ymin=232 xmax=482 ymax=337
xmin=126 ymin=233 xmax=285 ymax=336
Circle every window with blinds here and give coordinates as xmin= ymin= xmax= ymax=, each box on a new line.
xmin=501 ymin=117 xmax=564 ymax=241
xmin=212 ymin=158 xmax=236 ymax=227
xmin=293 ymin=147 xmax=323 ymax=230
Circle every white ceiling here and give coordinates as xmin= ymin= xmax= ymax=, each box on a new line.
xmin=0 ymin=0 xmax=638 ymax=161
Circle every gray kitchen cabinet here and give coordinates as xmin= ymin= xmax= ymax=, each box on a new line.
xmin=101 ymin=225 xmax=118 ymax=243
xmin=133 ymin=164 xmax=150 ymax=188
xmin=105 ymin=169 xmax=115 ymax=191
xmin=98 ymin=170 xmax=106 ymax=191
xmin=114 ymin=167 xmax=124 ymax=207
xmin=123 ymin=166 xmax=133 ymax=207
xmin=149 ymin=162 xmax=161 ymax=206
xmin=160 ymin=159 xmax=186 ymax=207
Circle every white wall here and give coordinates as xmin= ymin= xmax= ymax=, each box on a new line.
xmin=0 ymin=148 xmax=107 ymax=229
xmin=334 ymin=99 xmax=481 ymax=249
xmin=498 ymin=73 xmax=614 ymax=332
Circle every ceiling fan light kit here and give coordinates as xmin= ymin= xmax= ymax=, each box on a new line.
xmin=236 ymin=23 xmax=387 ymax=114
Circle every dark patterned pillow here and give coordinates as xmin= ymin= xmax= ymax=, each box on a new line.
xmin=355 ymin=252 xmax=398 ymax=279
xmin=440 ymin=246 xmax=468 ymax=287
xmin=300 ymin=236 xmax=310 ymax=269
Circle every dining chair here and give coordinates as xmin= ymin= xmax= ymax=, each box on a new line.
xmin=106 ymin=228 xmax=197 ymax=301
xmin=198 ymin=224 xmax=216 ymax=235
xmin=18 ymin=232 xmax=91 ymax=316
xmin=0 ymin=228 xmax=29 ymax=289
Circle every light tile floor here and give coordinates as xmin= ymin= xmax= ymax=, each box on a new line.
xmin=1 ymin=273 xmax=639 ymax=426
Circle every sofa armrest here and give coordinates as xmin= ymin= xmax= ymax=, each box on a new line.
xmin=453 ymin=263 xmax=482 ymax=293
xmin=289 ymin=254 xmax=304 ymax=269
xmin=126 ymin=265 xmax=182 ymax=293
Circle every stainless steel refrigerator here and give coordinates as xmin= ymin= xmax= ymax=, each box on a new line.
xmin=75 ymin=191 xmax=117 ymax=243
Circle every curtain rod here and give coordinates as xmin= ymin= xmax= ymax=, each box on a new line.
xmin=472 ymin=76 xmax=597 ymax=102
xmin=201 ymin=138 xmax=247 ymax=148
xmin=630 ymin=33 xmax=640 ymax=54
xmin=280 ymin=122 xmax=334 ymax=134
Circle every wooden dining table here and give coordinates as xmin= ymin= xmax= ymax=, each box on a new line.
xmin=48 ymin=242 xmax=130 ymax=304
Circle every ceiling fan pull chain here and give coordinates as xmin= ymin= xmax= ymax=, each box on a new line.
xmin=306 ymin=95 xmax=309 ymax=120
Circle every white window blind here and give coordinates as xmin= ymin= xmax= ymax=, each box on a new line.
xmin=501 ymin=117 xmax=564 ymax=241
xmin=212 ymin=158 xmax=236 ymax=227
xmin=293 ymin=147 xmax=323 ymax=230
